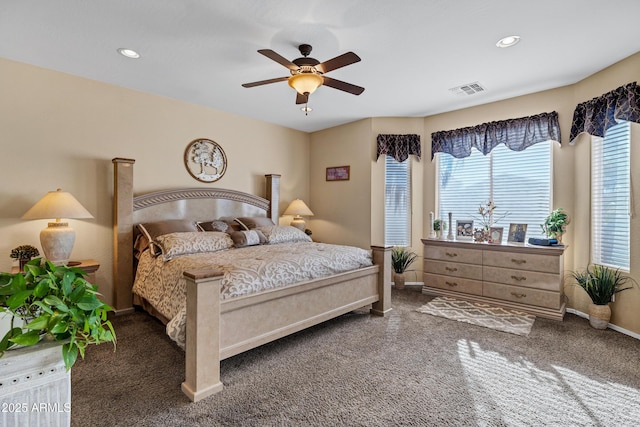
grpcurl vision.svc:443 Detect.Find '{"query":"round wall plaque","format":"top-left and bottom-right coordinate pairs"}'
top-left (184, 138), bottom-right (227, 183)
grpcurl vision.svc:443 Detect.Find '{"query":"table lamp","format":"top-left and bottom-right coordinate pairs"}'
top-left (21, 189), bottom-right (93, 265)
top-left (283, 199), bottom-right (314, 231)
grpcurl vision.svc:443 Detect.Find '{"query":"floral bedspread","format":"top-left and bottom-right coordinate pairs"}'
top-left (132, 242), bottom-right (373, 348)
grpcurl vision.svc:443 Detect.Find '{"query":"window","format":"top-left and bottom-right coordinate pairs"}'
top-left (437, 141), bottom-right (552, 241)
top-left (591, 122), bottom-right (630, 270)
top-left (385, 156), bottom-right (411, 246)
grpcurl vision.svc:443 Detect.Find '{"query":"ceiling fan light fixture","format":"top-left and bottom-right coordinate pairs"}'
top-left (288, 73), bottom-right (323, 95)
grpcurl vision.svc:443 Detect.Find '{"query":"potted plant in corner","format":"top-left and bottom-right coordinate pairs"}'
top-left (541, 208), bottom-right (570, 243)
top-left (0, 258), bottom-right (116, 369)
top-left (570, 264), bottom-right (635, 329)
top-left (391, 246), bottom-right (418, 290)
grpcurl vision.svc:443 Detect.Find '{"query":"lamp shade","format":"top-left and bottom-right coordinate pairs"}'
top-left (283, 199), bottom-right (314, 217)
top-left (288, 73), bottom-right (323, 95)
top-left (22, 189), bottom-right (93, 220)
top-left (22, 189), bottom-right (93, 265)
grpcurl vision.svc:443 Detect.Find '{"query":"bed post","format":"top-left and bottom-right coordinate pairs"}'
top-left (370, 246), bottom-right (392, 316)
top-left (181, 269), bottom-right (224, 402)
top-left (112, 158), bottom-right (136, 313)
top-left (265, 174), bottom-right (281, 224)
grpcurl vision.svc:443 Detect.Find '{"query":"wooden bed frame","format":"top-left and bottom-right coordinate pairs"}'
top-left (112, 158), bottom-right (392, 402)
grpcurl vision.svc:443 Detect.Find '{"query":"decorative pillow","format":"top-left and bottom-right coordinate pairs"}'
top-left (154, 231), bottom-right (234, 261)
top-left (229, 230), bottom-right (267, 248)
top-left (257, 225), bottom-right (313, 245)
top-left (198, 220), bottom-right (231, 233)
top-left (137, 220), bottom-right (199, 256)
top-left (234, 216), bottom-right (276, 230)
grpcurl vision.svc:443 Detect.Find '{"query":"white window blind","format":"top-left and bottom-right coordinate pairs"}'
top-left (437, 141), bottom-right (552, 243)
top-left (385, 156), bottom-right (411, 246)
top-left (591, 122), bottom-right (630, 270)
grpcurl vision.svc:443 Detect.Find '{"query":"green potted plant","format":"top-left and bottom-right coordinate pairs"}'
top-left (433, 219), bottom-right (446, 239)
top-left (10, 245), bottom-right (40, 270)
top-left (0, 258), bottom-right (116, 370)
top-left (570, 264), bottom-right (635, 329)
top-left (391, 246), bottom-right (418, 290)
top-left (541, 208), bottom-right (570, 243)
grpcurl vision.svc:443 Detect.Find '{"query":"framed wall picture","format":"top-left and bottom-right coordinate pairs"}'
top-left (326, 165), bottom-right (350, 181)
top-left (507, 223), bottom-right (528, 243)
top-left (456, 220), bottom-right (474, 240)
top-left (489, 227), bottom-right (503, 244)
top-left (184, 138), bottom-right (227, 183)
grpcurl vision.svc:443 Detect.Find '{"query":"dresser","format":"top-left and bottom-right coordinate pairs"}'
top-left (421, 239), bottom-right (565, 320)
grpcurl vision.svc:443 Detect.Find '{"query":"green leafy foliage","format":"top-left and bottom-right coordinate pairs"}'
top-left (391, 247), bottom-right (418, 274)
top-left (541, 208), bottom-right (570, 238)
top-left (0, 258), bottom-right (116, 370)
top-left (571, 264), bottom-right (635, 305)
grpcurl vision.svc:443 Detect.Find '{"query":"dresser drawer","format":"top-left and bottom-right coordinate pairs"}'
top-left (424, 273), bottom-right (483, 296)
top-left (483, 266), bottom-right (561, 292)
top-left (424, 245), bottom-right (482, 265)
top-left (483, 251), bottom-right (561, 273)
top-left (424, 259), bottom-right (482, 280)
top-left (483, 282), bottom-right (562, 309)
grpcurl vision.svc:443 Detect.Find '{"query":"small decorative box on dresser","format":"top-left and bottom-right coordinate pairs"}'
top-left (421, 239), bottom-right (566, 320)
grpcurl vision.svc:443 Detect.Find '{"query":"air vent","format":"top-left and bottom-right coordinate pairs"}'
top-left (449, 82), bottom-right (486, 96)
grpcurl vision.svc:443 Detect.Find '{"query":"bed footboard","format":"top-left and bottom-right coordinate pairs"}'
top-left (181, 246), bottom-right (391, 402)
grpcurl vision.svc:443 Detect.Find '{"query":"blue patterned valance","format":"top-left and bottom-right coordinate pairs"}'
top-left (376, 134), bottom-right (421, 162)
top-left (570, 82), bottom-right (640, 143)
top-left (431, 111), bottom-right (561, 160)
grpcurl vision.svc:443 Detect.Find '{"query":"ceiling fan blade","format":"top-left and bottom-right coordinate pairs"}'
top-left (296, 92), bottom-right (308, 105)
top-left (242, 76), bottom-right (289, 88)
top-left (322, 77), bottom-right (365, 95)
top-left (258, 49), bottom-right (298, 70)
top-left (316, 52), bottom-right (361, 74)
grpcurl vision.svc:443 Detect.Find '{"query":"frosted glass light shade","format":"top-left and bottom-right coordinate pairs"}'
top-left (288, 73), bottom-right (323, 95)
top-left (283, 199), bottom-right (314, 231)
top-left (22, 189), bottom-right (93, 265)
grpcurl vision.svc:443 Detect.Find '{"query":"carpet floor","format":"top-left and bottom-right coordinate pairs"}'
top-left (71, 287), bottom-right (640, 426)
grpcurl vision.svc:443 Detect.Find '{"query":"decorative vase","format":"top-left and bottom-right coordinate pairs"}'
top-left (588, 303), bottom-right (611, 329)
top-left (394, 273), bottom-right (406, 290)
top-left (19, 258), bottom-right (30, 270)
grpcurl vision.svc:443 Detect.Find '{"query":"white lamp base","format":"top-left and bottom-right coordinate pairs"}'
top-left (40, 222), bottom-right (75, 265)
top-left (290, 216), bottom-right (306, 231)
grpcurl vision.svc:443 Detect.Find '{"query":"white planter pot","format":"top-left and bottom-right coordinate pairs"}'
top-left (0, 340), bottom-right (71, 427)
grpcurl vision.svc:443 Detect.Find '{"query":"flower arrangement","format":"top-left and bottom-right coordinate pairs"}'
top-left (475, 200), bottom-right (508, 230)
top-left (10, 245), bottom-right (40, 260)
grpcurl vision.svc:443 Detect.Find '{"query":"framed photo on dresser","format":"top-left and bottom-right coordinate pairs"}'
top-left (507, 223), bottom-right (528, 243)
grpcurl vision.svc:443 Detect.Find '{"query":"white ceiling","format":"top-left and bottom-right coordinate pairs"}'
top-left (2, 0), bottom-right (640, 133)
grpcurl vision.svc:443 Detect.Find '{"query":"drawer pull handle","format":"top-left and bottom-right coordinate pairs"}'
top-left (511, 292), bottom-right (527, 298)
top-left (511, 275), bottom-right (527, 282)
top-left (445, 281), bottom-right (459, 287)
top-left (511, 258), bottom-right (527, 265)
top-left (445, 267), bottom-right (458, 272)
top-left (445, 252), bottom-right (458, 258)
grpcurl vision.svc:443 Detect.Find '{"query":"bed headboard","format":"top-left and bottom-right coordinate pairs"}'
top-left (112, 158), bottom-right (281, 312)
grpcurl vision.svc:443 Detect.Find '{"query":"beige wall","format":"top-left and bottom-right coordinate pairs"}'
top-left (309, 119), bottom-right (372, 249)
top-left (0, 58), bottom-right (309, 307)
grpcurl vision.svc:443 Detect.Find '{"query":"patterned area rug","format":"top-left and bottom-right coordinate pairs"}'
top-left (417, 296), bottom-right (535, 336)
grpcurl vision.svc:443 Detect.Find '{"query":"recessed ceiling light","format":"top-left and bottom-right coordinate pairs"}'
top-left (117, 48), bottom-right (141, 59)
top-left (496, 35), bottom-right (520, 48)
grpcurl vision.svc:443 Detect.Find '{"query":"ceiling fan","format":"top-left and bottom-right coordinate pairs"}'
top-left (242, 44), bottom-right (365, 107)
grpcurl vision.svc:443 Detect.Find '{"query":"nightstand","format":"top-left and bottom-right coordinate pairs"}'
top-left (12, 259), bottom-right (100, 284)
